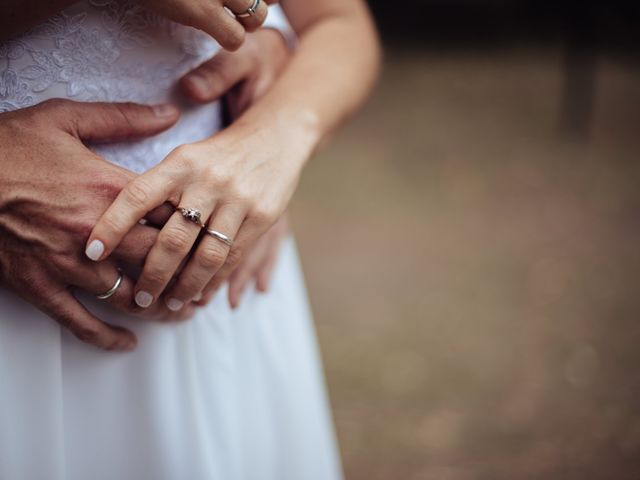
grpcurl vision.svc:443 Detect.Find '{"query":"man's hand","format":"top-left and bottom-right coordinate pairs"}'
top-left (180, 27), bottom-right (290, 115)
top-left (138, 0), bottom-right (278, 51)
top-left (1, 0), bottom-right (277, 47)
top-left (0, 99), bottom-right (193, 351)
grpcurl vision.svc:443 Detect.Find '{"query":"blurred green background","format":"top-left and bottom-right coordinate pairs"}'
top-left (290, 2), bottom-right (640, 479)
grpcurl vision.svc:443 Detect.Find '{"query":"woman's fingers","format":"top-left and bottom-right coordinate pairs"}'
top-left (85, 170), bottom-right (175, 263)
top-left (133, 197), bottom-right (214, 308)
top-left (163, 204), bottom-right (245, 310)
top-left (42, 286), bottom-right (137, 351)
top-left (225, 0), bottom-right (269, 32)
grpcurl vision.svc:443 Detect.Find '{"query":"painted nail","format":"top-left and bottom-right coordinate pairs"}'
top-left (85, 240), bottom-right (104, 261)
top-left (166, 298), bottom-right (184, 312)
top-left (152, 104), bottom-right (177, 117)
top-left (186, 74), bottom-right (210, 96)
top-left (192, 292), bottom-right (203, 302)
top-left (135, 291), bottom-right (154, 308)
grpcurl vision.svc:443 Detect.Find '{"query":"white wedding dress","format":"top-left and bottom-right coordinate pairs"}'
top-left (0, 2), bottom-right (342, 479)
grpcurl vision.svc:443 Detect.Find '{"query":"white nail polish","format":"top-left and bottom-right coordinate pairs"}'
top-left (167, 298), bottom-right (184, 311)
top-left (85, 240), bottom-right (105, 261)
top-left (135, 291), bottom-right (153, 308)
top-left (192, 292), bottom-right (203, 302)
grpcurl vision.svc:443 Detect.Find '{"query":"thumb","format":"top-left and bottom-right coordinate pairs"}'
top-left (180, 50), bottom-right (252, 103)
top-left (40, 99), bottom-right (180, 143)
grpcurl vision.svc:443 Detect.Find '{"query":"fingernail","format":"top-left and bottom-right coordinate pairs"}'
top-left (135, 291), bottom-right (153, 308)
top-left (192, 292), bottom-right (203, 302)
top-left (85, 240), bottom-right (104, 261)
top-left (186, 74), bottom-right (210, 96)
top-left (167, 298), bottom-right (184, 311)
top-left (152, 104), bottom-right (177, 117)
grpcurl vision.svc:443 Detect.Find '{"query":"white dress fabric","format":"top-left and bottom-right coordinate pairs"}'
top-left (0, 2), bottom-right (343, 479)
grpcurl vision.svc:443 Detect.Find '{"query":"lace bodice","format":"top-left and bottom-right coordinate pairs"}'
top-left (0, 1), bottom-right (288, 172)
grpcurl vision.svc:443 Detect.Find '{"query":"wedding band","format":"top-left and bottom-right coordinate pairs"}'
top-left (206, 229), bottom-right (234, 247)
top-left (95, 271), bottom-right (124, 300)
top-left (178, 207), bottom-right (205, 228)
top-left (236, 0), bottom-right (260, 18)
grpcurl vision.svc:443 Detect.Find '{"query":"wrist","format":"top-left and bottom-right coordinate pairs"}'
top-left (225, 104), bottom-right (321, 169)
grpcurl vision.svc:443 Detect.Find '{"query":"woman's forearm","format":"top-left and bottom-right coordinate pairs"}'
top-left (0, 0), bottom-right (77, 40)
top-left (231, 0), bottom-right (381, 162)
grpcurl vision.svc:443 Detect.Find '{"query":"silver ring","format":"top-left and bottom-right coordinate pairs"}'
top-left (95, 271), bottom-right (124, 300)
top-left (236, 0), bottom-right (260, 18)
top-left (178, 207), bottom-right (205, 228)
top-left (206, 229), bottom-right (234, 247)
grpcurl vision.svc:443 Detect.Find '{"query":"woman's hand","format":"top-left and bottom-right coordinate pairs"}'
top-left (85, 115), bottom-right (310, 311)
top-left (0, 99), bottom-right (196, 351)
top-left (138, 0), bottom-right (278, 50)
top-left (178, 28), bottom-right (292, 308)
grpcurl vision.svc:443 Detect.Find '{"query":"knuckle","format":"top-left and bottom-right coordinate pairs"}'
top-left (171, 145), bottom-right (197, 170)
top-left (198, 244), bottom-right (227, 270)
top-left (50, 253), bottom-right (76, 274)
top-left (200, 61), bottom-right (229, 90)
top-left (74, 324), bottom-right (101, 345)
top-left (101, 213), bottom-right (125, 235)
top-left (228, 182), bottom-right (254, 205)
top-left (159, 225), bottom-right (193, 254)
top-left (91, 175), bottom-right (127, 202)
top-left (54, 314), bottom-right (73, 331)
top-left (142, 265), bottom-right (170, 287)
top-left (250, 205), bottom-right (277, 226)
top-left (225, 247), bottom-right (243, 267)
top-left (40, 98), bottom-right (69, 111)
top-left (176, 275), bottom-right (206, 296)
top-left (123, 179), bottom-right (152, 209)
top-left (249, 9), bottom-right (268, 31)
top-left (67, 217), bottom-right (94, 238)
top-left (222, 29), bottom-right (245, 51)
top-left (205, 166), bottom-right (233, 188)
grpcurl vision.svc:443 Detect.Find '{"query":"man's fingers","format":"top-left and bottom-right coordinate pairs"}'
top-left (227, 262), bottom-right (256, 309)
top-left (145, 203), bottom-right (176, 227)
top-left (113, 224), bottom-right (159, 270)
top-left (225, 0), bottom-right (269, 32)
top-left (202, 9), bottom-right (246, 51)
top-left (71, 262), bottom-right (193, 322)
top-left (43, 288), bottom-right (137, 351)
top-left (180, 49), bottom-right (251, 103)
top-left (255, 245), bottom-right (279, 292)
top-left (38, 99), bottom-right (180, 143)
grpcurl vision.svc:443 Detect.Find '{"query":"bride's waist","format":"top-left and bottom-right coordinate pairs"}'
top-left (92, 101), bottom-right (223, 174)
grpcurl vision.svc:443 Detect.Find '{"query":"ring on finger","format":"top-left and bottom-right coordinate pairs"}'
top-left (96, 270), bottom-right (124, 300)
top-left (235, 0), bottom-right (261, 18)
top-left (206, 229), bottom-right (234, 247)
top-left (178, 207), bottom-right (206, 229)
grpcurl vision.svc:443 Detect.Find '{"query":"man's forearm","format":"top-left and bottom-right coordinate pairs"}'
top-left (1, 0), bottom-right (76, 40)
